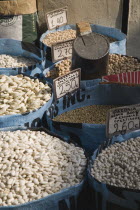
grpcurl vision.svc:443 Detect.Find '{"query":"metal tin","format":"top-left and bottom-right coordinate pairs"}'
top-left (72, 32), bottom-right (110, 80)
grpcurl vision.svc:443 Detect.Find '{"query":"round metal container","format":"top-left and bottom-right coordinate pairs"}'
top-left (72, 32), bottom-right (110, 80)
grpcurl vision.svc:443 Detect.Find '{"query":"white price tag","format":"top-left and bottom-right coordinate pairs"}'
top-left (52, 39), bottom-right (74, 62)
top-left (106, 104), bottom-right (140, 138)
top-left (53, 69), bottom-right (81, 100)
top-left (46, 7), bottom-right (67, 30)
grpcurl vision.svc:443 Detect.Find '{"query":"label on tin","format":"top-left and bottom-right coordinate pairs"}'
top-left (46, 7), bottom-right (67, 30)
top-left (106, 104), bottom-right (140, 138)
top-left (52, 39), bottom-right (74, 62)
top-left (53, 68), bottom-right (81, 100)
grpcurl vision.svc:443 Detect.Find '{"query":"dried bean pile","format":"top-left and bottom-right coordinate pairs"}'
top-left (0, 75), bottom-right (51, 115)
top-left (0, 130), bottom-right (86, 206)
top-left (53, 105), bottom-right (121, 124)
top-left (46, 59), bottom-right (71, 79)
top-left (92, 137), bottom-right (140, 190)
top-left (108, 54), bottom-right (140, 75)
top-left (0, 55), bottom-right (38, 68)
top-left (42, 29), bottom-right (76, 46)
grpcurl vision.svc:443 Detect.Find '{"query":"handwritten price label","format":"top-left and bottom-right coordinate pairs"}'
top-left (106, 104), bottom-right (140, 138)
top-left (46, 7), bottom-right (67, 30)
top-left (53, 68), bottom-right (81, 100)
top-left (52, 39), bottom-right (74, 62)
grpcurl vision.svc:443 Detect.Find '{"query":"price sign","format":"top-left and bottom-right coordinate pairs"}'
top-left (52, 39), bottom-right (74, 62)
top-left (106, 104), bottom-right (140, 138)
top-left (53, 68), bottom-right (81, 100)
top-left (46, 7), bottom-right (68, 30)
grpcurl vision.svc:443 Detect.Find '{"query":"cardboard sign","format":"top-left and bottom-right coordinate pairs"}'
top-left (53, 68), bottom-right (81, 100)
top-left (76, 22), bottom-right (92, 36)
top-left (106, 104), bottom-right (140, 138)
top-left (46, 7), bottom-right (68, 30)
top-left (52, 39), bottom-right (74, 62)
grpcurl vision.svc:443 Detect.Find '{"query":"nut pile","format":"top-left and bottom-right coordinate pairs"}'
top-left (46, 59), bottom-right (71, 79)
top-left (0, 130), bottom-right (86, 206)
top-left (108, 54), bottom-right (140, 75)
top-left (0, 75), bottom-right (51, 115)
top-left (92, 137), bottom-right (140, 190)
top-left (0, 55), bottom-right (38, 68)
top-left (42, 29), bottom-right (76, 46)
top-left (53, 105), bottom-right (121, 124)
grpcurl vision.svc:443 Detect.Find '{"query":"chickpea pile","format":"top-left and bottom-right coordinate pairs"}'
top-left (42, 29), bottom-right (76, 47)
top-left (46, 59), bottom-right (71, 79)
top-left (108, 54), bottom-right (140, 75)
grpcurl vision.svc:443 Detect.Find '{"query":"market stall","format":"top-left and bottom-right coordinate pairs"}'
top-left (0, 1), bottom-right (140, 210)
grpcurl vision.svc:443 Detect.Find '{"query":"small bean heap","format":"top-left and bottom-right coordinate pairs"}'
top-left (0, 75), bottom-right (51, 115)
top-left (108, 54), bottom-right (140, 75)
top-left (53, 105), bottom-right (121, 124)
top-left (0, 130), bottom-right (86, 206)
top-left (42, 29), bottom-right (76, 46)
top-left (46, 59), bottom-right (71, 79)
top-left (0, 54), bottom-right (38, 68)
top-left (92, 137), bottom-right (140, 190)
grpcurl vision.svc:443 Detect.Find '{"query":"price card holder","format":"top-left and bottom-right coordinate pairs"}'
top-left (106, 104), bottom-right (140, 138)
top-left (53, 68), bottom-right (81, 101)
top-left (46, 7), bottom-right (68, 30)
top-left (52, 39), bottom-right (74, 62)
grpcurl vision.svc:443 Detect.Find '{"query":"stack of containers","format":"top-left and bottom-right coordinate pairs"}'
top-left (40, 24), bottom-right (126, 58)
top-left (40, 24), bottom-right (126, 83)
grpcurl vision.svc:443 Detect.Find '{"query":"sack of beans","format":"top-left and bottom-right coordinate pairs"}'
top-left (0, 0), bottom-right (38, 43)
top-left (0, 38), bottom-right (53, 78)
top-left (44, 54), bottom-right (140, 84)
top-left (42, 82), bottom-right (140, 155)
top-left (102, 54), bottom-right (140, 85)
top-left (40, 24), bottom-right (126, 61)
top-left (0, 126), bottom-right (87, 209)
top-left (43, 58), bottom-right (72, 84)
top-left (0, 73), bottom-right (53, 128)
top-left (88, 130), bottom-right (140, 210)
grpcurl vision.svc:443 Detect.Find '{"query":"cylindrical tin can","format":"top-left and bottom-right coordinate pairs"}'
top-left (72, 32), bottom-right (110, 80)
